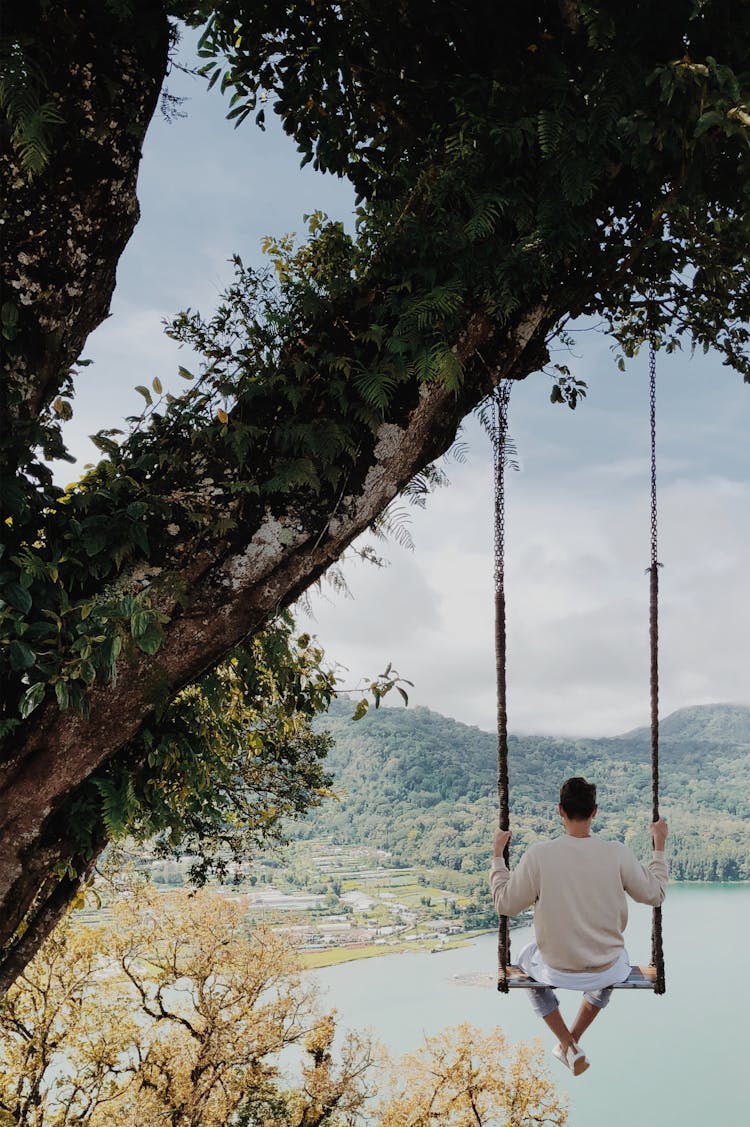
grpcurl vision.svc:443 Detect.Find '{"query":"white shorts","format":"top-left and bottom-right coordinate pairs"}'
top-left (516, 941), bottom-right (632, 991)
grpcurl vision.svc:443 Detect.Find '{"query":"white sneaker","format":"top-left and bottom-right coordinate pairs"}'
top-left (552, 1042), bottom-right (590, 1076)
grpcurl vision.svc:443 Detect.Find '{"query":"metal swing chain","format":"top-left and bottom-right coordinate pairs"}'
top-left (492, 381), bottom-right (512, 992)
top-left (648, 315), bottom-right (666, 995)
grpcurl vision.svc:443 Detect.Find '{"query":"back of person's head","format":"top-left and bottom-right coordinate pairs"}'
top-left (559, 776), bottom-right (597, 820)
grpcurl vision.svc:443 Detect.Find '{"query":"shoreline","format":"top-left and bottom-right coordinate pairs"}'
top-left (300, 881), bottom-right (750, 969)
top-left (300, 929), bottom-right (494, 969)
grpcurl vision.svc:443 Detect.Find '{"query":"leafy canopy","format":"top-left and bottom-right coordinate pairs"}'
top-left (4, 2), bottom-right (750, 744)
top-left (63, 614), bottom-right (338, 884)
top-left (190, 0), bottom-right (750, 370)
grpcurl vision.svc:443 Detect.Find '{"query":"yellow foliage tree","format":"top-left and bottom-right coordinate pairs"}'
top-left (0, 885), bottom-right (564, 1127)
top-left (0, 918), bottom-right (140, 1123)
top-left (374, 1023), bottom-right (567, 1127)
top-left (0, 883), bottom-right (372, 1127)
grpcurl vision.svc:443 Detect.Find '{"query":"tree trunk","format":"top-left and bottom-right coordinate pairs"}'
top-left (1, 1), bottom-right (169, 990)
top-left (2, 2), bottom-right (170, 435)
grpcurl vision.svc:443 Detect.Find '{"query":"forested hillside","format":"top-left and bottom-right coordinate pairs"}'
top-left (300, 702), bottom-right (750, 882)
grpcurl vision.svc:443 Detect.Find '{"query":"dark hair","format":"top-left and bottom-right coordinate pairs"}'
top-left (559, 777), bottom-right (597, 820)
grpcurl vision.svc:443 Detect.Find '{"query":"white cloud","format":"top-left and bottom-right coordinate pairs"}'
top-left (308, 397), bottom-right (750, 739)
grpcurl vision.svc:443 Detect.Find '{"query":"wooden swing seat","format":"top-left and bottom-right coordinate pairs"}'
top-left (503, 964), bottom-right (657, 990)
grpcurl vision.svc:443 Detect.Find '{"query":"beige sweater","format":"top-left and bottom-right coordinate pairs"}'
top-left (489, 835), bottom-right (668, 973)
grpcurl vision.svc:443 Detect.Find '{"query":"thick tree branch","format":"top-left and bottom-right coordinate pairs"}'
top-left (0, 304), bottom-right (551, 970)
top-left (0, 844), bottom-right (102, 999)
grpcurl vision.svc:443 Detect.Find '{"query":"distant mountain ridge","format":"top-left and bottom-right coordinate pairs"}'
top-left (620, 702), bottom-right (750, 749)
top-left (302, 701), bottom-right (750, 881)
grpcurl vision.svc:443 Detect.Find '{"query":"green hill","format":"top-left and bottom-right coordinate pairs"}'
top-left (299, 701), bottom-right (750, 882)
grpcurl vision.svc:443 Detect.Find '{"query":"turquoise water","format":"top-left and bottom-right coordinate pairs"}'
top-left (314, 885), bottom-right (749, 1125)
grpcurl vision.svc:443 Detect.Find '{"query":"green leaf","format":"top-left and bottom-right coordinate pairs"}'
top-left (134, 385), bottom-right (153, 406)
top-left (19, 682), bottom-right (45, 718)
top-left (130, 610), bottom-right (152, 638)
top-left (152, 377), bottom-right (163, 394)
top-left (352, 698), bottom-right (369, 721)
top-left (0, 478), bottom-right (26, 519)
top-left (82, 530), bottom-right (108, 557)
top-left (130, 522), bottom-right (149, 554)
top-left (99, 635), bottom-right (122, 670)
top-left (9, 640), bottom-right (36, 671)
top-left (694, 110), bottom-right (724, 138)
top-left (53, 397), bottom-right (73, 420)
top-left (79, 660), bottom-right (96, 685)
top-left (90, 434), bottom-right (120, 456)
top-left (135, 622), bottom-right (164, 655)
top-left (1, 302), bottom-right (19, 330)
top-left (3, 583), bottom-right (32, 614)
top-left (55, 680), bottom-right (70, 711)
top-left (1, 302), bottom-right (19, 341)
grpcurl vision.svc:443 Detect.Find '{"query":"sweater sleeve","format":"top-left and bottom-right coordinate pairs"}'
top-left (619, 846), bottom-right (668, 906)
top-left (489, 849), bottom-right (539, 916)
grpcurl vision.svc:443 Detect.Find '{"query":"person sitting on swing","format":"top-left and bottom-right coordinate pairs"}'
top-left (490, 776), bottom-right (668, 1077)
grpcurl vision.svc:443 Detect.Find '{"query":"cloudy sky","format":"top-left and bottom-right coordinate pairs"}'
top-left (58, 35), bottom-right (750, 739)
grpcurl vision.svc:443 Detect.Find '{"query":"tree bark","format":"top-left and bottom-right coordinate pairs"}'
top-left (1, 2), bottom-right (169, 426)
top-left (1, 1), bottom-right (170, 989)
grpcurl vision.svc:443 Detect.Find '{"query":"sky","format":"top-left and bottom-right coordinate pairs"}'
top-left (57, 34), bottom-right (750, 739)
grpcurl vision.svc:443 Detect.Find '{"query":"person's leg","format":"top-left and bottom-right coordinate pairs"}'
top-left (542, 1006), bottom-right (579, 1055)
top-left (570, 988), bottom-right (613, 1043)
top-left (527, 988), bottom-right (578, 1054)
top-left (570, 1000), bottom-right (601, 1043)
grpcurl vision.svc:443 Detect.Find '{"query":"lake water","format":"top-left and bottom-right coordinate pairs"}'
top-left (314, 885), bottom-right (749, 1125)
